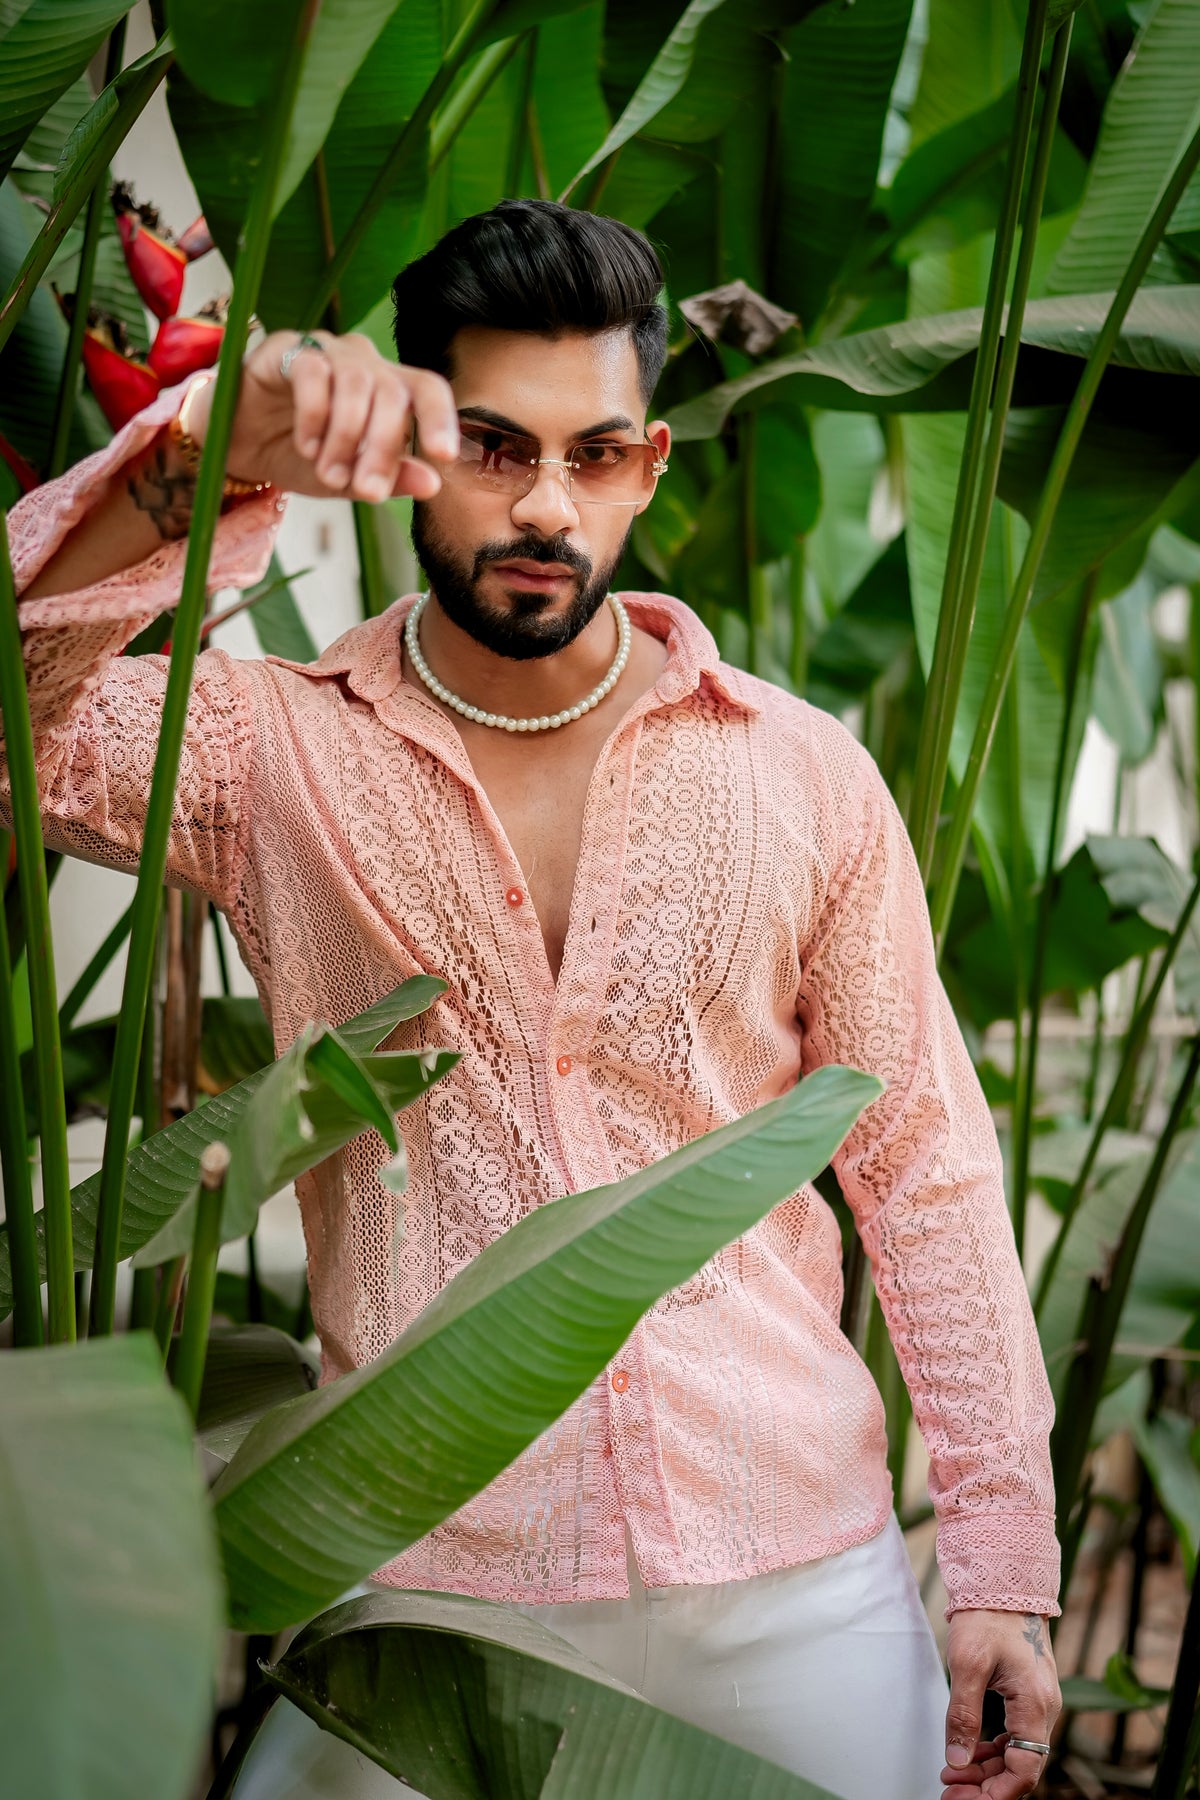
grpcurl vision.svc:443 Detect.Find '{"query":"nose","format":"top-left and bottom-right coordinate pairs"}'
top-left (509, 459), bottom-right (580, 537)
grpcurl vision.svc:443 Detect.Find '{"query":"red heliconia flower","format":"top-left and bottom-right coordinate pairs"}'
top-left (0, 429), bottom-right (40, 494)
top-left (111, 181), bottom-right (186, 321)
top-left (176, 215), bottom-right (214, 262)
top-left (148, 301), bottom-right (225, 385)
top-left (81, 325), bottom-right (161, 430)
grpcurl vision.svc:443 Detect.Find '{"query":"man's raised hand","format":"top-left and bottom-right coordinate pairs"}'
top-left (185, 329), bottom-right (460, 503)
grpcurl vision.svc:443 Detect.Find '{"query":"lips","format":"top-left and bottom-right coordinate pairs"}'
top-left (491, 559), bottom-right (575, 586)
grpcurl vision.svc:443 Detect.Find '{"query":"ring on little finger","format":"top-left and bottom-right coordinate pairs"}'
top-left (280, 332), bottom-right (326, 378)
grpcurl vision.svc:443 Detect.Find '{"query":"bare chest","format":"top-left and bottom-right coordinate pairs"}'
top-left (466, 730), bottom-right (604, 981)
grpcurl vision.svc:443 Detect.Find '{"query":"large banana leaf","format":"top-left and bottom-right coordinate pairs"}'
top-left (190, 1323), bottom-right (320, 1469)
top-left (212, 1065), bottom-right (880, 1630)
top-left (0, 0), bottom-right (133, 185)
top-left (262, 1589), bottom-right (845, 1799)
top-left (1047, 0), bottom-right (1200, 296)
top-left (906, 0), bottom-right (1021, 150)
top-left (770, 0), bottom-right (913, 329)
top-left (0, 1334), bottom-right (223, 1800)
top-left (1132, 1411), bottom-right (1200, 1581)
top-left (663, 286), bottom-right (1200, 438)
top-left (1086, 833), bottom-right (1200, 1015)
top-left (0, 975), bottom-right (448, 1319)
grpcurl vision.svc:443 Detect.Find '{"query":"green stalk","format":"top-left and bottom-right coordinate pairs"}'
top-left (58, 900), bottom-right (133, 1033)
top-left (1034, 865), bottom-right (1200, 1315)
top-left (0, 39), bottom-right (171, 360)
top-left (1151, 1563), bottom-right (1200, 1800)
top-left (743, 414), bottom-right (771, 677)
top-left (929, 114), bottom-right (1200, 948)
top-left (906, 0), bottom-right (1050, 881)
top-left (46, 20), bottom-right (128, 480)
top-left (505, 32), bottom-right (538, 196)
top-left (428, 36), bottom-right (523, 175)
top-left (88, 12), bottom-right (317, 1338)
top-left (925, 16), bottom-right (1073, 918)
top-left (351, 500), bottom-right (389, 620)
top-left (1010, 568), bottom-right (1096, 1253)
top-left (0, 515), bottom-right (73, 1342)
top-left (1052, 1032), bottom-right (1200, 1565)
top-left (152, 1253), bottom-right (186, 1356)
top-left (298, 0), bottom-right (503, 329)
top-left (788, 543), bottom-right (807, 694)
top-left (0, 831), bottom-right (42, 1345)
top-left (173, 1142), bottom-right (229, 1420)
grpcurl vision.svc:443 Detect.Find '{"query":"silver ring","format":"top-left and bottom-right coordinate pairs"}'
top-left (280, 332), bottom-right (326, 378)
top-left (1006, 1738), bottom-right (1051, 1757)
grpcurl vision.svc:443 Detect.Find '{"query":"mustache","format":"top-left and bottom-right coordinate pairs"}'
top-left (472, 535), bottom-right (592, 580)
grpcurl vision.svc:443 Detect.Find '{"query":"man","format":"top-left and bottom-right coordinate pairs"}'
top-left (13, 201), bottom-right (1060, 1798)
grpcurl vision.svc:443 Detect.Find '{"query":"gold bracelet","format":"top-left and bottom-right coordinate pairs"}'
top-left (168, 373), bottom-right (273, 499)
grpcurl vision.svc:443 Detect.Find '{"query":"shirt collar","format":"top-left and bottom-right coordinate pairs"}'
top-left (264, 591), bottom-right (761, 718)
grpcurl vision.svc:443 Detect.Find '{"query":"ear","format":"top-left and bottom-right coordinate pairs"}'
top-left (635, 418), bottom-right (671, 516)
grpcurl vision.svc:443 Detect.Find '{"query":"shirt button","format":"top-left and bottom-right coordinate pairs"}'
top-left (505, 887), bottom-right (524, 906)
top-left (556, 1054), bottom-right (573, 1076)
top-left (611, 1369), bottom-right (630, 1393)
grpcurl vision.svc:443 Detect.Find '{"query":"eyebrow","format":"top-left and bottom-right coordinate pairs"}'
top-left (457, 405), bottom-right (638, 440)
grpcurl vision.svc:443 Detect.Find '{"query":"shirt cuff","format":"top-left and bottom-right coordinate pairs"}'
top-left (11, 379), bottom-right (284, 621)
top-left (938, 1511), bottom-right (1062, 1620)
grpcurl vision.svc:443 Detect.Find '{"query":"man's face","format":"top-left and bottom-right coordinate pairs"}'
top-left (411, 326), bottom-right (670, 662)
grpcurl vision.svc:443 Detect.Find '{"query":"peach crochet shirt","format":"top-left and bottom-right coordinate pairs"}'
top-left (7, 389), bottom-right (1059, 1617)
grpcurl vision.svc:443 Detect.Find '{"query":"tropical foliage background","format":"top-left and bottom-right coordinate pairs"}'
top-left (1, 0), bottom-right (1200, 1795)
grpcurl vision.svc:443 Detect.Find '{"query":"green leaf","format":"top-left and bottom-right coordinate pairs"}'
top-left (1091, 570), bottom-right (1166, 765)
top-left (52, 33), bottom-right (174, 210)
top-left (1059, 1652), bottom-right (1172, 1715)
top-left (268, 1589), bottom-right (846, 1798)
top-left (213, 1065), bottom-right (881, 1631)
top-left (1037, 1131), bottom-right (1200, 1405)
top-left (0, 1334), bottom-right (223, 1800)
top-left (560, 0), bottom-right (730, 197)
top-left (168, 0), bottom-right (440, 329)
top-left (770, 0), bottom-right (913, 328)
top-left (663, 287), bottom-right (1200, 440)
top-left (0, 976), bottom-right (448, 1320)
top-left (198, 994), bottom-right (276, 1092)
top-left (133, 1023), bottom-right (444, 1265)
top-left (906, 0), bottom-right (1021, 149)
top-left (1087, 833), bottom-right (1200, 1015)
top-left (190, 1323), bottom-right (320, 1468)
top-left (1133, 1410), bottom-right (1200, 1580)
top-left (0, 0), bottom-right (133, 185)
top-left (1047, 0), bottom-right (1200, 296)
top-left (753, 405), bottom-right (821, 561)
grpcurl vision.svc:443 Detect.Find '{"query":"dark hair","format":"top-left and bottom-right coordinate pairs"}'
top-left (390, 200), bottom-right (669, 403)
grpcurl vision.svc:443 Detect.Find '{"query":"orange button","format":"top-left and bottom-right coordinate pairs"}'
top-left (505, 887), bottom-right (524, 906)
top-left (556, 1054), bottom-right (573, 1076)
top-left (611, 1369), bottom-right (630, 1394)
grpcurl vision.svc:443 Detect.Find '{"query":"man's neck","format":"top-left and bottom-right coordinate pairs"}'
top-left (414, 590), bottom-right (622, 719)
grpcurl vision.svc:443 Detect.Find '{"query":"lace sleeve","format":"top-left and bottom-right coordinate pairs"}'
top-left (796, 732), bottom-right (1061, 1620)
top-left (2, 386), bottom-right (282, 909)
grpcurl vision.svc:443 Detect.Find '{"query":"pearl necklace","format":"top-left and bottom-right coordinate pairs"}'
top-left (404, 589), bottom-right (632, 732)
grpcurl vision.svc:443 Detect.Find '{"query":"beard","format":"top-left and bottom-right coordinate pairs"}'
top-left (410, 504), bottom-right (632, 662)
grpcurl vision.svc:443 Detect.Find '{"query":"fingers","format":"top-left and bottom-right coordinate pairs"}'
top-left (945, 1644), bottom-right (989, 1774)
top-left (280, 332), bottom-right (458, 502)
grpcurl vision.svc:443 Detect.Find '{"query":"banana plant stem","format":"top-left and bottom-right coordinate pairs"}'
top-left (46, 19), bottom-right (128, 480)
top-left (352, 500), bottom-right (389, 620)
top-left (0, 39), bottom-right (170, 361)
top-left (929, 114), bottom-right (1200, 949)
top-left (0, 831), bottom-right (42, 1345)
top-left (298, 0), bottom-right (503, 329)
top-left (1034, 865), bottom-right (1200, 1316)
top-left (173, 1143), bottom-right (229, 1421)
top-left (88, 10), bottom-right (317, 1337)
top-left (789, 542), bottom-right (807, 694)
top-left (1051, 1031), bottom-right (1200, 1549)
top-left (1152, 1557), bottom-right (1200, 1799)
top-left (428, 35), bottom-right (523, 175)
top-left (1010, 567), bottom-right (1097, 1255)
top-left (0, 514), bottom-right (73, 1341)
top-left (906, 0), bottom-right (1049, 881)
top-left (927, 18), bottom-right (1073, 929)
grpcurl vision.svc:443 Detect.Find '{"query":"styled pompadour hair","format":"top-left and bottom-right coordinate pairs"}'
top-left (390, 199), bottom-right (669, 402)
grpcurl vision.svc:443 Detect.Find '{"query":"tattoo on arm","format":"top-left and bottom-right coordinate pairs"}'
top-left (1022, 1614), bottom-right (1046, 1658)
top-left (127, 446), bottom-right (197, 542)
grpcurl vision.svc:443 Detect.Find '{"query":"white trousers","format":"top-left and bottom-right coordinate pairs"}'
top-left (234, 1514), bottom-right (949, 1800)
